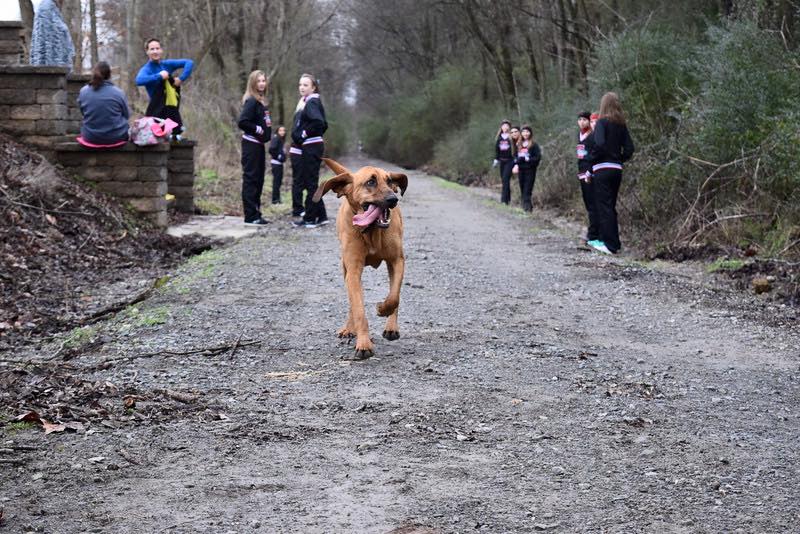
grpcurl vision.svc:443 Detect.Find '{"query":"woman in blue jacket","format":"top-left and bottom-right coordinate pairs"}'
top-left (77, 62), bottom-right (130, 146)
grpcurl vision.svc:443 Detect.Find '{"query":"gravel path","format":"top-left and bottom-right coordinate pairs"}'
top-left (2, 157), bottom-right (799, 533)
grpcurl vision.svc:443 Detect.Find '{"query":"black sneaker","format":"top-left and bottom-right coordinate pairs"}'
top-left (244, 217), bottom-right (270, 226)
top-left (316, 219), bottom-right (331, 226)
top-left (303, 221), bottom-right (318, 229)
top-left (290, 220), bottom-right (306, 227)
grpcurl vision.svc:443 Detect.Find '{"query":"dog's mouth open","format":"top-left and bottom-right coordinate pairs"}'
top-left (352, 203), bottom-right (391, 229)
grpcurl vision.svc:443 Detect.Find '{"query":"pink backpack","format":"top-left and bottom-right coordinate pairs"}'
top-left (130, 117), bottom-right (178, 146)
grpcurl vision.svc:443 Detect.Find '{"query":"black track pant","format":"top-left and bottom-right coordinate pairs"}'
top-left (579, 178), bottom-right (600, 241)
top-left (300, 143), bottom-right (327, 223)
top-left (499, 159), bottom-right (514, 204)
top-left (518, 166), bottom-right (537, 212)
top-left (290, 152), bottom-right (304, 216)
top-left (241, 140), bottom-right (265, 222)
top-left (592, 168), bottom-right (623, 252)
top-left (271, 163), bottom-right (283, 204)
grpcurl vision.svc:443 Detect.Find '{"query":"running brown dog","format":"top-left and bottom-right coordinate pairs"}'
top-left (312, 158), bottom-right (408, 360)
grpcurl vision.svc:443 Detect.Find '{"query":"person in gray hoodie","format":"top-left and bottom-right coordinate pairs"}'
top-left (29, 0), bottom-right (74, 69)
top-left (77, 62), bottom-right (130, 145)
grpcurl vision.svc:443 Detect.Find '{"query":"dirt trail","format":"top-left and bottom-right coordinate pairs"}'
top-left (2, 157), bottom-right (799, 533)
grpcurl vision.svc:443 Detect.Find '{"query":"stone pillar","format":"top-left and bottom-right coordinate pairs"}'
top-left (167, 140), bottom-right (196, 213)
top-left (0, 22), bottom-right (24, 65)
top-left (66, 73), bottom-right (90, 137)
top-left (0, 65), bottom-right (69, 157)
top-left (55, 142), bottom-right (171, 228)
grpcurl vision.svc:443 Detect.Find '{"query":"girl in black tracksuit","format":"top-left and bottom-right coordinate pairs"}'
top-left (291, 73), bottom-right (328, 226)
top-left (590, 92), bottom-right (635, 253)
top-left (577, 112), bottom-right (599, 242)
top-left (513, 126), bottom-right (541, 212)
top-left (268, 125), bottom-right (287, 204)
top-left (493, 120), bottom-right (515, 204)
top-left (238, 70), bottom-right (272, 224)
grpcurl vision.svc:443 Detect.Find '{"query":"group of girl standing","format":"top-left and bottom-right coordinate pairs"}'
top-left (238, 71), bottom-right (329, 228)
top-left (493, 123), bottom-right (542, 212)
top-left (492, 91), bottom-right (634, 254)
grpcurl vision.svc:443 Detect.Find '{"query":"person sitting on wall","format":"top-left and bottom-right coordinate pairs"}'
top-left (29, 0), bottom-right (74, 70)
top-left (77, 61), bottom-right (130, 147)
top-left (135, 38), bottom-right (193, 137)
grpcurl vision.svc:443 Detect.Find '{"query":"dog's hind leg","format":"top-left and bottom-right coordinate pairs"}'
top-left (378, 256), bottom-right (404, 341)
top-left (337, 261), bottom-right (355, 339)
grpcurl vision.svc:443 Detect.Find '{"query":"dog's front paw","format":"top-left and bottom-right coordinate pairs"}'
top-left (382, 329), bottom-right (400, 341)
top-left (351, 337), bottom-right (374, 360)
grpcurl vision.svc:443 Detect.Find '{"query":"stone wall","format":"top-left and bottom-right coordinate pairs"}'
top-left (167, 140), bottom-right (196, 213)
top-left (55, 142), bottom-right (171, 228)
top-left (0, 21), bottom-right (23, 65)
top-left (0, 66), bottom-right (71, 157)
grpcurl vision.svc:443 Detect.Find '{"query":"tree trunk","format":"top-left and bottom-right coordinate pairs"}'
top-left (61, 0), bottom-right (83, 72)
top-left (89, 0), bottom-right (98, 65)
top-left (125, 0), bottom-right (143, 98)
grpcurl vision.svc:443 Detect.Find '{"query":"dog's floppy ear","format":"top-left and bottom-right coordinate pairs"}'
top-left (322, 158), bottom-right (350, 175)
top-left (313, 172), bottom-right (352, 201)
top-left (389, 172), bottom-right (408, 196)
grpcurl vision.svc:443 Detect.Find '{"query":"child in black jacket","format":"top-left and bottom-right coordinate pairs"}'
top-left (588, 92), bottom-right (635, 254)
top-left (513, 125), bottom-right (542, 212)
top-left (493, 120), bottom-right (515, 204)
top-left (576, 111), bottom-right (599, 242)
top-left (268, 126), bottom-right (287, 204)
top-left (237, 70), bottom-right (272, 225)
top-left (291, 73), bottom-right (328, 228)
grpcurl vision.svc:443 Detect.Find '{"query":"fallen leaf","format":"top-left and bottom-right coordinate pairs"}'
top-left (15, 410), bottom-right (42, 424)
top-left (42, 421), bottom-right (66, 434)
top-left (45, 213), bottom-right (57, 225)
top-left (511, 398), bottom-right (524, 406)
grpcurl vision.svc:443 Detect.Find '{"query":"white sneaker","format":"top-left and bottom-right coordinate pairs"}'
top-left (589, 240), bottom-right (612, 255)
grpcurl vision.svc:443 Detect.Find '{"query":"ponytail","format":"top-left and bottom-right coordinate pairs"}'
top-left (90, 61), bottom-right (111, 90)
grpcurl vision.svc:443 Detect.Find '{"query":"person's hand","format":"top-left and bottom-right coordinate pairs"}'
top-left (512, 165), bottom-right (519, 174)
top-left (492, 159), bottom-right (498, 168)
top-left (159, 70), bottom-right (169, 80)
top-left (172, 77), bottom-right (182, 87)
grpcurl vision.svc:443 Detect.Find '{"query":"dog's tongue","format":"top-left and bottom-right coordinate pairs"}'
top-left (352, 205), bottom-right (381, 227)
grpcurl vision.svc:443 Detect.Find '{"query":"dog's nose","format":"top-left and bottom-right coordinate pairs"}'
top-left (385, 194), bottom-right (398, 208)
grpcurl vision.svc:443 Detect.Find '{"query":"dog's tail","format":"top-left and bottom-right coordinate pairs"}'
top-left (322, 158), bottom-right (349, 175)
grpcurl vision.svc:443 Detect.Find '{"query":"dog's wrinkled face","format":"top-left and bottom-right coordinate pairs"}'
top-left (314, 160), bottom-right (408, 230)
top-left (349, 167), bottom-right (403, 229)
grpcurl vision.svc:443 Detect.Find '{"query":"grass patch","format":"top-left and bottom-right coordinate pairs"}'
top-left (195, 198), bottom-right (225, 215)
top-left (168, 249), bottom-right (225, 294)
top-left (434, 177), bottom-right (467, 191)
top-left (196, 168), bottom-right (223, 190)
top-left (707, 257), bottom-right (745, 273)
top-left (125, 305), bottom-right (171, 327)
top-left (4, 421), bottom-right (36, 434)
top-left (62, 324), bottom-right (101, 350)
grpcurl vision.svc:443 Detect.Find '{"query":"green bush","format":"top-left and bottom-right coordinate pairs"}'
top-left (360, 66), bottom-right (481, 168)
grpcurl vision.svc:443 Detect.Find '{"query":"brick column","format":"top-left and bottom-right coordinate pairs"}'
top-left (0, 21), bottom-right (24, 65)
top-left (167, 140), bottom-right (196, 213)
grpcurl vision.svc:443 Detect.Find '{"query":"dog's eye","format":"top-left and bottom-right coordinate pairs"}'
top-left (366, 178), bottom-right (377, 187)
